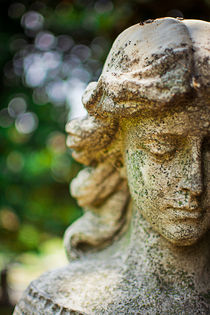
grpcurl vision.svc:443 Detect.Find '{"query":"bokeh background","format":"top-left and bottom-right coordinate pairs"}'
top-left (0, 0), bottom-right (209, 313)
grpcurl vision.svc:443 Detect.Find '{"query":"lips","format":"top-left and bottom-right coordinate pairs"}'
top-left (167, 207), bottom-right (203, 220)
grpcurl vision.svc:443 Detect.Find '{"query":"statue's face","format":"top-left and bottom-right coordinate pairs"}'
top-left (124, 105), bottom-right (210, 246)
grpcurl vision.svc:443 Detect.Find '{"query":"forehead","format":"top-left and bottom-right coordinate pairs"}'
top-left (123, 105), bottom-right (210, 138)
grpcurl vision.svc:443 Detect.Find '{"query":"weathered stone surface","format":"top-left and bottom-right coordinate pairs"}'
top-left (14, 17), bottom-right (210, 314)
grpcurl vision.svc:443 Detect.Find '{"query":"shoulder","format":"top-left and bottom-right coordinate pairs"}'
top-left (14, 254), bottom-right (124, 314)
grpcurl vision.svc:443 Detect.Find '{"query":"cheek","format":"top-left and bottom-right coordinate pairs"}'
top-left (126, 150), bottom-right (161, 203)
top-left (142, 163), bottom-right (170, 205)
top-left (126, 150), bottom-right (147, 199)
top-left (126, 150), bottom-right (178, 205)
top-left (146, 162), bottom-right (171, 191)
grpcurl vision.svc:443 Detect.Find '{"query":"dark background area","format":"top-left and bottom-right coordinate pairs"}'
top-left (0, 0), bottom-right (209, 313)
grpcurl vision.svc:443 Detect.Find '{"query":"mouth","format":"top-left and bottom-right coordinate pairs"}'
top-left (167, 207), bottom-right (203, 220)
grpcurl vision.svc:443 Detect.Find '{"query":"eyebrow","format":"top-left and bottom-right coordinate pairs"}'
top-left (140, 133), bottom-right (185, 140)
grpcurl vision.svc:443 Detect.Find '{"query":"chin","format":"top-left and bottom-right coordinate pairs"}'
top-left (160, 224), bottom-right (206, 247)
top-left (167, 236), bottom-right (200, 247)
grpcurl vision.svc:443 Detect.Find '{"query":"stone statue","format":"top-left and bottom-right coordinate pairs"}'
top-left (14, 17), bottom-right (210, 314)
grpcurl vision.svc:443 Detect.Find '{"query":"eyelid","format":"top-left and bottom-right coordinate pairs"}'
top-left (140, 139), bottom-right (176, 155)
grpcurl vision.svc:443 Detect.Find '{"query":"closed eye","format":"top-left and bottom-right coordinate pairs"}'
top-left (139, 137), bottom-right (178, 159)
top-left (145, 143), bottom-right (175, 158)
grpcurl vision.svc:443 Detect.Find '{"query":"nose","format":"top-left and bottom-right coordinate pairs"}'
top-left (179, 139), bottom-right (203, 197)
top-left (179, 172), bottom-right (203, 197)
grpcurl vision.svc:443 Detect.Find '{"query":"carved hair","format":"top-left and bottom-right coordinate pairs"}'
top-left (64, 17), bottom-right (210, 260)
top-left (64, 115), bottom-right (130, 260)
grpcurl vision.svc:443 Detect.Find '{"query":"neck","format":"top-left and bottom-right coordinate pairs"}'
top-left (124, 203), bottom-right (210, 292)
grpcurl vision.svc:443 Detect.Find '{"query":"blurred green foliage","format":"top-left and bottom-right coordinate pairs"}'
top-left (0, 0), bottom-right (209, 298)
